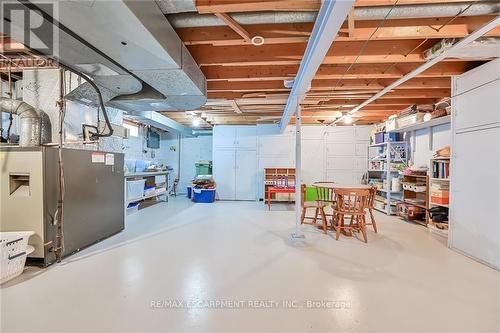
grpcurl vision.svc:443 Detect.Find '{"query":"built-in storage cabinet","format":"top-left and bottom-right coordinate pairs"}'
top-left (213, 125), bottom-right (257, 149)
top-left (449, 58), bottom-right (500, 270)
top-left (213, 125), bottom-right (258, 201)
top-left (213, 148), bottom-right (257, 201)
top-left (214, 124), bottom-right (372, 201)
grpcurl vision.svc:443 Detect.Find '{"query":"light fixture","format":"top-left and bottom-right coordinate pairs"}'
top-left (344, 114), bottom-right (353, 124)
top-left (192, 117), bottom-right (201, 127)
top-left (251, 36), bottom-right (265, 46)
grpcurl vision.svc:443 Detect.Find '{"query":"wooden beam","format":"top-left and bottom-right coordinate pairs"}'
top-left (176, 17), bottom-right (500, 46)
top-left (202, 62), bottom-right (479, 81)
top-left (208, 88), bottom-right (450, 99)
top-left (348, 8), bottom-right (355, 38)
top-left (188, 39), bottom-right (446, 66)
top-left (214, 13), bottom-right (252, 43)
top-left (230, 100), bottom-right (243, 113)
top-left (207, 77), bottom-right (451, 92)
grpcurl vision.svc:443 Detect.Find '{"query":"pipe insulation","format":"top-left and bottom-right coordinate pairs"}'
top-left (167, 3), bottom-right (500, 28)
top-left (0, 98), bottom-right (51, 146)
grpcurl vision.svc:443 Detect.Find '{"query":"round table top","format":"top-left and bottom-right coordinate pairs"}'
top-left (312, 182), bottom-right (372, 190)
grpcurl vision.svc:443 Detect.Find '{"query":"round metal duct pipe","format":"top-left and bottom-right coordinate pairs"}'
top-left (0, 98), bottom-right (51, 146)
top-left (168, 3), bottom-right (500, 28)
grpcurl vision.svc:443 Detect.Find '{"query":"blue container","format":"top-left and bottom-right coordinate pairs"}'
top-left (374, 132), bottom-right (385, 144)
top-left (385, 132), bottom-right (401, 142)
top-left (193, 188), bottom-right (216, 203)
top-left (187, 186), bottom-right (192, 199)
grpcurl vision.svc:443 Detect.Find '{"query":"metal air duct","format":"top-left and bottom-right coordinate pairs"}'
top-left (0, 98), bottom-right (51, 146)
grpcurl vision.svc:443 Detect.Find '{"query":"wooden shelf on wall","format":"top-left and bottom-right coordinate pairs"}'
top-left (402, 174), bottom-right (429, 225)
top-left (263, 168), bottom-right (295, 203)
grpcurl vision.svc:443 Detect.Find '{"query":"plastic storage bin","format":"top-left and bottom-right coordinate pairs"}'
top-left (374, 132), bottom-right (385, 144)
top-left (144, 185), bottom-right (156, 197)
top-left (193, 188), bottom-right (216, 203)
top-left (126, 179), bottom-right (146, 201)
top-left (126, 202), bottom-right (140, 215)
top-left (1, 231), bottom-right (35, 284)
top-left (385, 132), bottom-right (402, 142)
top-left (195, 162), bottom-right (212, 176)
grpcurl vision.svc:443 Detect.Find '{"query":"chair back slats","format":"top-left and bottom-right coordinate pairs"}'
top-left (333, 188), bottom-right (370, 216)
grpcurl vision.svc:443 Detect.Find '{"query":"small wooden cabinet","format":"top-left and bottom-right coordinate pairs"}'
top-left (263, 168), bottom-right (296, 202)
top-left (402, 174), bottom-right (429, 225)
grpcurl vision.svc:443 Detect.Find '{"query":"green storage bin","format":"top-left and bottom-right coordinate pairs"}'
top-left (195, 162), bottom-right (212, 176)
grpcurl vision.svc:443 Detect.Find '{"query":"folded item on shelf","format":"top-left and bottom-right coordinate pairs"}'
top-left (434, 146), bottom-right (451, 158)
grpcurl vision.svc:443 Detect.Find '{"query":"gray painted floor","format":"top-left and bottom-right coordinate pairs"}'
top-left (1, 198), bottom-right (499, 332)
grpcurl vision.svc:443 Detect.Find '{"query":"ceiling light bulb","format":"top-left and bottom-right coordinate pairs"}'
top-left (192, 118), bottom-right (201, 127)
top-left (344, 114), bottom-right (353, 124)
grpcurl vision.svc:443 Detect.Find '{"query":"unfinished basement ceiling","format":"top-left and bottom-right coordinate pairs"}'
top-left (161, 0), bottom-right (500, 128)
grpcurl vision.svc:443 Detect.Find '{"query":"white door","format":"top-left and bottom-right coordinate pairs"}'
top-left (236, 126), bottom-right (257, 149)
top-left (302, 139), bottom-right (325, 184)
top-left (450, 126), bottom-right (500, 269)
top-left (235, 150), bottom-right (257, 200)
top-left (214, 126), bottom-right (237, 149)
top-left (213, 149), bottom-right (236, 200)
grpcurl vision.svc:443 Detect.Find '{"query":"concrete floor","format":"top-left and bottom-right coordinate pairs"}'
top-left (1, 198), bottom-right (499, 332)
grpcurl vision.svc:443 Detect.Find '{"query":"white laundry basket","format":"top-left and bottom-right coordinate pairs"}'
top-left (1, 231), bottom-right (35, 284)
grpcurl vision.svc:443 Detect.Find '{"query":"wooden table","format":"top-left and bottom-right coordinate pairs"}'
top-left (311, 183), bottom-right (372, 236)
top-left (267, 186), bottom-right (295, 210)
top-left (312, 182), bottom-right (372, 190)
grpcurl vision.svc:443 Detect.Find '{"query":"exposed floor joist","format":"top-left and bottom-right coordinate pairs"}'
top-left (168, 0), bottom-right (498, 127)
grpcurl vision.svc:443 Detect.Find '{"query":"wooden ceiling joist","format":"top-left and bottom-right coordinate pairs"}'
top-left (207, 77), bottom-right (451, 92)
top-left (202, 61), bottom-right (476, 82)
top-left (172, 0), bottom-right (491, 125)
top-left (188, 39), bottom-right (449, 66)
top-left (178, 16), bottom-right (500, 46)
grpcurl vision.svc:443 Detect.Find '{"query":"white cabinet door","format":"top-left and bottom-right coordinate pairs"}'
top-left (450, 126), bottom-right (500, 269)
top-left (213, 126), bottom-right (237, 149)
top-left (354, 157), bottom-right (367, 171)
top-left (235, 150), bottom-right (257, 200)
top-left (354, 126), bottom-right (372, 141)
top-left (213, 149), bottom-right (236, 200)
top-left (355, 143), bottom-right (369, 156)
top-left (259, 134), bottom-right (291, 156)
top-left (326, 157), bottom-right (353, 170)
top-left (302, 139), bottom-right (325, 184)
top-left (326, 170), bottom-right (353, 185)
top-left (326, 143), bottom-right (355, 156)
top-left (326, 127), bottom-right (354, 142)
top-left (236, 126), bottom-right (257, 149)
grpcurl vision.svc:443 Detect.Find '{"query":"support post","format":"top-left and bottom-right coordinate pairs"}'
top-left (292, 101), bottom-right (304, 239)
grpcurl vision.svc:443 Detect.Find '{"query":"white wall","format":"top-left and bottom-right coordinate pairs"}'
top-left (409, 123), bottom-right (451, 168)
top-left (179, 135), bottom-right (213, 193)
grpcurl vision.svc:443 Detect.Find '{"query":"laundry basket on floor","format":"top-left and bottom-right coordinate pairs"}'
top-left (1, 231), bottom-right (35, 284)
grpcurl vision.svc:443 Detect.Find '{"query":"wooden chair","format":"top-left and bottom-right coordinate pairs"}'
top-left (300, 184), bottom-right (328, 234)
top-left (314, 183), bottom-right (336, 226)
top-left (332, 188), bottom-right (371, 243)
top-left (365, 186), bottom-right (378, 233)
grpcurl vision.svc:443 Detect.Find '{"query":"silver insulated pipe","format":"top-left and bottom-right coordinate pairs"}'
top-left (0, 97), bottom-right (51, 146)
